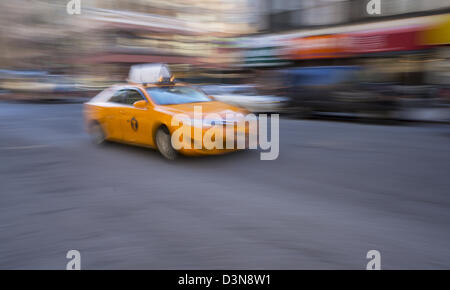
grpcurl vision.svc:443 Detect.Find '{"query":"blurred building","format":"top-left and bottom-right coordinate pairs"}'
top-left (0, 0), bottom-right (262, 91)
top-left (258, 0), bottom-right (450, 32)
top-left (239, 0), bottom-right (450, 93)
top-left (71, 0), bottom-right (268, 86)
top-left (1, 0), bottom-right (450, 103)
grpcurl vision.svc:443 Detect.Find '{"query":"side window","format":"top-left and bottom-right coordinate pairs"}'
top-left (109, 90), bottom-right (127, 104)
top-left (123, 89), bottom-right (145, 105)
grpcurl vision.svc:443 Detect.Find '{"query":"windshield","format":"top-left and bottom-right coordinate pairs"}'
top-left (203, 86), bottom-right (257, 96)
top-left (146, 86), bottom-right (211, 105)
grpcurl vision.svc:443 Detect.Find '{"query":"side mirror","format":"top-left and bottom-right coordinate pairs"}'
top-left (133, 100), bottom-right (148, 109)
top-left (209, 95), bottom-right (216, 101)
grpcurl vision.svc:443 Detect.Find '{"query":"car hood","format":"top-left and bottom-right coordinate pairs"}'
top-left (156, 101), bottom-right (248, 118)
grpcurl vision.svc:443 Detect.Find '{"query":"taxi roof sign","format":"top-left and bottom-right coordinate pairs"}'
top-left (128, 63), bottom-right (172, 84)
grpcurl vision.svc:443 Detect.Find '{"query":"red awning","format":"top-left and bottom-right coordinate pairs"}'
top-left (348, 26), bottom-right (428, 54)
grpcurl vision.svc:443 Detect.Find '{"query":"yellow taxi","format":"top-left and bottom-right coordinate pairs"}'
top-left (83, 64), bottom-right (252, 160)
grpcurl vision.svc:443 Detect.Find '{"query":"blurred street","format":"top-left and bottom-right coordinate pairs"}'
top-left (1, 101), bottom-right (449, 269)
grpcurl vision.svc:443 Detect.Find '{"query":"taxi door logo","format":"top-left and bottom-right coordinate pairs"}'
top-left (130, 117), bottom-right (139, 131)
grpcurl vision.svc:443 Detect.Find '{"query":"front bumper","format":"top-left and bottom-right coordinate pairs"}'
top-left (176, 125), bottom-right (257, 155)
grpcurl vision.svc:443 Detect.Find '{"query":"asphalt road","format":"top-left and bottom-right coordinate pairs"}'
top-left (0, 102), bottom-right (449, 269)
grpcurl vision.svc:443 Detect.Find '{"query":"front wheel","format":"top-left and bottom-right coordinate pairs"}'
top-left (155, 127), bottom-right (178, 160)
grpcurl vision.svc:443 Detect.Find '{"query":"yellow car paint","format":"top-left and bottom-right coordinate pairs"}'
top-left (83, 83), bottom-right (250, 157)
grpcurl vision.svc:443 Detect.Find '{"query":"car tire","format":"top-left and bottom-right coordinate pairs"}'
top-left (155, 127), bottom-right (178, 160)
top-left (89, 122), bottom-right (106, 145)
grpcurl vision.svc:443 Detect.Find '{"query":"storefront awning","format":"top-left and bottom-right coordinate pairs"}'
top-left (288, 34), bottom-right (349, 60)
top-left (423, 14), bottom-right (450, 46)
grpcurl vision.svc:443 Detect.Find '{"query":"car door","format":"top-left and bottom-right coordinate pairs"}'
top-left (103, 89), bottom-right (128, 141)
top-left (119, 88), bottom-right (154, 145)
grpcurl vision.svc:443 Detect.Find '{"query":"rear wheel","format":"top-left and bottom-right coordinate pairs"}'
top-left (155, 127), bottom-right (178, 160)
top-left (89, 122), bottom-right (106, 145)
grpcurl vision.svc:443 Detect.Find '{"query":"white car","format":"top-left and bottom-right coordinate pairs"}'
top-left (201, 85), bottom-right (288, 113)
